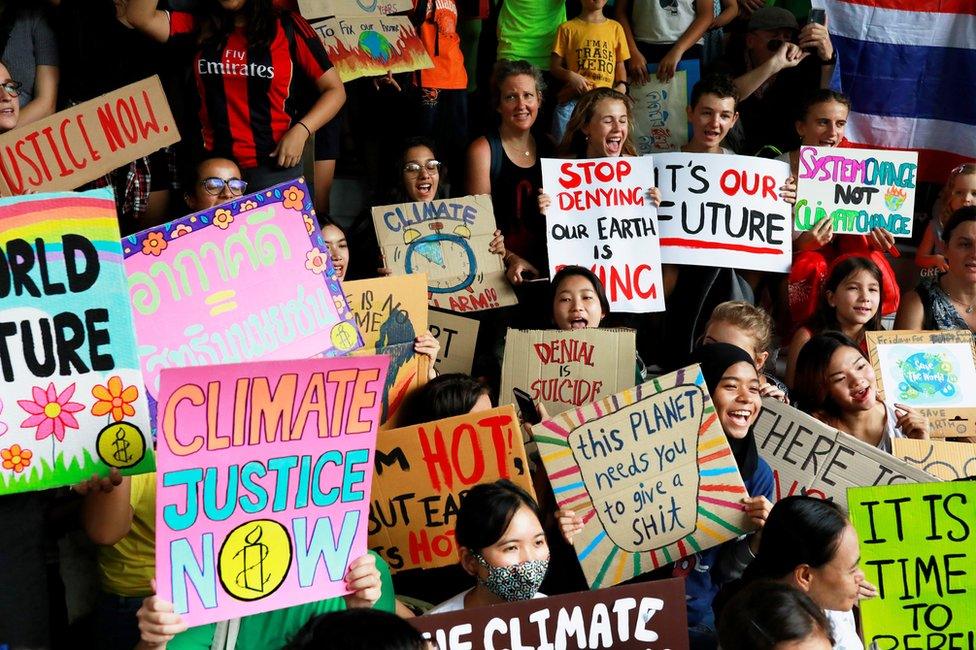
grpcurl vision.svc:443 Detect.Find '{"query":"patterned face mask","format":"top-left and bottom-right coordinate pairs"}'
top-left (472, 553), bottom-right (549, 602)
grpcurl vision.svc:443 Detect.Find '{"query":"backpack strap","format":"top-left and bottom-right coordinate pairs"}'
top-left (487, 130), bottom-right (504, 182)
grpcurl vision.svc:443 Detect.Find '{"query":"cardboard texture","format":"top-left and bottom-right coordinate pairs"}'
top-left (298, 0), bottom-right (412, 21)
top-left (500, 328), bottom-right (636, 417)
top-left (848, 482), bottom-right (976, 646)
top-left (413, 579), bottom-right (690, 650)
top-left (368, 405), bottom-right (533, 573)
top-left (0, 76), bottom-right (180, 196)
top-left (753, 398), bottom-right (936, 510)
top-left (155, 356), bottom-right (389, 626)
top-left (867, 329), bottom-right (976, 438)
top-left (654, 153), bottom-right (792, 272)
top-left (344, 274), bottom-right (429, 427)
top-left (892, 438), bottom-right (976, 481)
top-left (123, 178), bottom-right (362, 428)
top-left (428, 308), bottom-right (479, 375)
top-left (313, 14), bottom-right (432, 83)
top-left (0, 189), bottom-right (155, 494)
top-left (795, 146), bottom-right (918, 237)
top-left (541, 156), bottom-right (664, 313)
top-left (535, 365), bottom-right (752, 589)
top-left (632, 60), bottom-right (698, 154)
top-left (371, 194), bottom-right (516, 313)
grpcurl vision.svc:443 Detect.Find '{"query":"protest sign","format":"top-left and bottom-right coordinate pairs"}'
top-left (535, 365), bottom-right (752, 589)
top-left (654, 152), bottom-right (792, 272)
top-left (541, 156), bottom-right (664, 312)
top-left (867, 330), bottom-right (976, 439)
top-left (795, 146), bottom-right (918, 237)
top-left (298, 0), bottom-right (411, 21)
top-left (123, 178), bottom-right (362, 423)
top-left (428, 309), bottom-right (479, 375)
top-left (848, 482), bottom-right (976, 646)
top-left (369, 405), bottom-right (533, 572)
top-left (371, 194), bottom-right (516, 313)
top-left (313, 14), bottom-right (431, 83)
top-left (155, 356), bottom-right (388, 626)
top-left (632, 59), bottom-right (698, 154)
top-left (413, 579), bottom-right (689, 650)
top-left (344, 274), bottom-right (429, 426)
top-left (0, 189), bottom-right (154, 494)
top-left (893, 438), bottom-right (976, 481)
top-left (753, 398), bottom-right (935, 509)
top-left (500, 328), bottom-right (636, 417)
top-left (0, 77), bottom-right (180, 196)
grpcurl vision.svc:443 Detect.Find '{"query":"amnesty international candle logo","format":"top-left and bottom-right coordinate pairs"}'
top-left (218, 520), bottom-right (292, 601)
top-left (95, 422), bottom-right (146, 469)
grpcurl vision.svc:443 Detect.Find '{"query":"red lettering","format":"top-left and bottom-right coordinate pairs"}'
top-left (418, 426), bottom-right (452, 491)
top-left (97, 104), bottom-right (125, 152)
top-left (59, 118), bottom-right (88, 171)
top-left (480, 414), bottom-right (514, 479)
top-left (634, 264), bottom-right (657, 299)
top-left (115, 97), bottom-right (139, 144)
top-left (77, 115), bottom-right (101, 161)
top-left (721, 168), bottom-right (779, 199)
top-left (451, 423), bottom-right (485, 486)
top-left (40, 126), bottom-right (72, 178)
top-left (23, 132), bottom-right (52, 183)
top-left (136, 90), bottom-right (162, 138)
top-left (558, 161), bottom-right (582, 189)
top-left (533, 343), bottom-right (552, 363)
top-left (0, 146), bottom-right (24, 194)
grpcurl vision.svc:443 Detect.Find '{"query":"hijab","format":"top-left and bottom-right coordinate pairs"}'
top-left (692, 342), bottom-right (761, 481)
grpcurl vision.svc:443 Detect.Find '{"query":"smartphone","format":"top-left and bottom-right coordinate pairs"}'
top-left (808, 9), bottom-right (826, 25)
top-left (513, 388), bottom-right (542, 425)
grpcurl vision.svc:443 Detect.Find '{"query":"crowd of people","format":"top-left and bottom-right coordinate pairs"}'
top-left (0, 0), bottom-right (973, 648)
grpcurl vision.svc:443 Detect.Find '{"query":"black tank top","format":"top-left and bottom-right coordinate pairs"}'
top-left (487, 130), bottom-right (548, 272)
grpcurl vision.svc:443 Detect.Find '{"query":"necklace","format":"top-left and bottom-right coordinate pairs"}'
top-left (945, 288), bottom-right (976, 314)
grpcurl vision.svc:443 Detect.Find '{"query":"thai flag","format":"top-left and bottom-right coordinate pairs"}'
top-left (827, 0), bottom-right (976, 183)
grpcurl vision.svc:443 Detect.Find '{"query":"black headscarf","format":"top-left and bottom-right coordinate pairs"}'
top-left (692, 343), bottom-right (760, 481)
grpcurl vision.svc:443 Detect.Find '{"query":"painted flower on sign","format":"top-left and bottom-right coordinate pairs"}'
top-left (17, 383), bottom-right (84, 442)
top-left (1, 444), bottom-right (31, 473)
top-left (142, 232), bottom-right (168, 256)
top-left (170, 224), bottom-right (193, 239)
top-left (304, 214), bottom-right (316, 235)
top-left (239, 199), bottom-right (258, 212)
top-left (213, 209), bottom-right (234, 230)
top-left (305, 248), bottom-right (329, 274)
top-left (283, 186), bottom-right (306, 211)
top-left (91, 377), bottom-right (140, 422)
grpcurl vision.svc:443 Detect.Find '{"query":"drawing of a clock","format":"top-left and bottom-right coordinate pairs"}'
top-left (402, 221), bottom-right (477, 294)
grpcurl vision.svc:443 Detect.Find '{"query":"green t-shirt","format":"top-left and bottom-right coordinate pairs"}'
top-left (496, 0), bottom-right (566, 68)
top-left (169, 552), bottom-right (396, 650)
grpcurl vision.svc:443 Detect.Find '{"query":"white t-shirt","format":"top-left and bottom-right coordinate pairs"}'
top-left (825, 609), bottom-right (864, 650)
top-left (427, 588), bottom-right (546, 615)
top-left (879, 401), bottom-right (905, 454)
top-left (631, 0), bottom-right (699, 44)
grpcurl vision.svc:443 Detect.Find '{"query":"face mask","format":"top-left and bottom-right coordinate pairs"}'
top-left (472, 553), bottom-right (549, 602)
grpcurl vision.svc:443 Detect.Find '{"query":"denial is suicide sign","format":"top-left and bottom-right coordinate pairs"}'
top-left (542, 157), bottom-right (664, 313)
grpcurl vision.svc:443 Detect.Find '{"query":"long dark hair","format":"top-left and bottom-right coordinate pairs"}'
top-left (792, 331), bottom-right (864, 418)
top-left (284, 609), bottom-right (426, 650)
top-left (806, 256), bottom-right (883, 334)
top-left (398, 374), bottom-right (490, 426)
top-left (455, 480), bottom-right (542, 553)
top-left (197, 0), bottom-right (279, 48)
top-left (718, 581), bottom-right (833, 650)
top-left (550, 265), bottom-right (611, 320)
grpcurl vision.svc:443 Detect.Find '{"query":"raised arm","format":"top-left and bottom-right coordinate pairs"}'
top-left (126, 0), bottom-right (172, 43)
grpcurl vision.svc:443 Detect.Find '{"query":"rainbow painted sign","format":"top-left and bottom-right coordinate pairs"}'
top-left (534, 365), bottom-right (752, 588)
top-left (155, 356), bottom-right (389, 626)
top-left (122, 178), bottom-right (362, 425)
top-left (0, 189), bottom-right (154, 494)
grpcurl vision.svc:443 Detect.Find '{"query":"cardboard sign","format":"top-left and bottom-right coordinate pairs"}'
top-left (155, 356), bottom-right (389, 626)
top-left (0, 77), bottom-right (180, 196)
top-left (867, 330), bottom-right (976, 439)
top-left (632, 59), bottom-right (698, 154)
top-left (369, 405), bottom-right (533, 573)
top-left (500, 329), bottom-right (636, 417)
top-left (413, 579), bottom-right (690, 650)
top-left (795, 146), bottom-right (918, 237)
top-left (299, 0), bottom-right (412, 21)
top-left (541, 157), bottom-right (664, 313)
top-left (428, 309), bottom-right (479, 375)
top-left (535, 365), bottom-right (752, 589)
top-left (893, 438), bottom-right (976, 481)
top-left (123, 178), bottom-right (362, 423)
top-left (313, 14), bottom-right (432, 83)
top-left (344, 274), bottom-right (429, 426)
top-left (0, 189), bottom-right (154, 494)
top-left (371, 194), bottom-right (516, 313)
top-left (753, 398), bottom-right (935, 510)
top-left (654, 152), bottom-right (792, 272)
top-left (848, 482), bottom-right (976, 646)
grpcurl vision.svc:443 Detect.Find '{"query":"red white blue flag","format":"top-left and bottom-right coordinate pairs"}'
top-left (828, 0), bottom-right (976, 183)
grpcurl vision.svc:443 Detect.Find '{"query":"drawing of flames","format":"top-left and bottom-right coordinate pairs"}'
top-left (884, 185), bottom-right (908, 211)
top-left (326, 26), bottom-right (433, 83)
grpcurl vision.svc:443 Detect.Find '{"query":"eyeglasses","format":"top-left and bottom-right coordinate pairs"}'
top-left (0, 81), bottom-right (22, 98)
top-left (402, 160), bottom-right (442, 175)
top-left (200, 177), bottom-right (248, 196)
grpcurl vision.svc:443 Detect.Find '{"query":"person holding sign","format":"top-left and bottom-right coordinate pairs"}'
top-left (183, 158), bottom-right (248, 214)
top-left (897, 206), bottom-right (976, 332)
top-left (718, 582), bottom-right (834, 650)
top-left (792, 332), bottom-right (930, 453)
top-left (126, 0), bottom-right (346, 191)
top-left (702, 301), bottom-right (788, 403)
top-left (398, 373), bottom-right (493, 427)
top-left (427, 479), bottom-right (549, 614)
top-left (914, 163), bottom-right (976, 272)
top-left (284, 609), bottom-right (428, 650)
top-left (719, 497), bottom-right (873, 650)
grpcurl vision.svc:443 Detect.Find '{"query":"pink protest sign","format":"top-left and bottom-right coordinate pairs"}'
top-left (155, 356), bottom-right (389, 626)
top-left (122, 178), bottom-right (363, 422)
